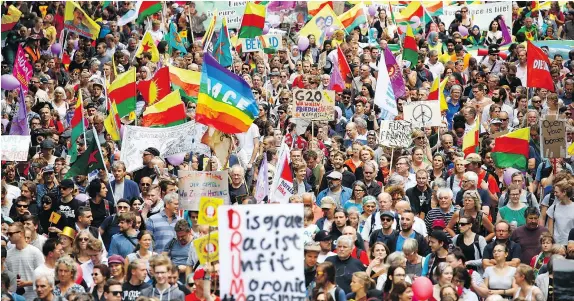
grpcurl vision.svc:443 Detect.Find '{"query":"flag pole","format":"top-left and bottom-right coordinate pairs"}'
top-left (92, 126), bottom-right (117, 204)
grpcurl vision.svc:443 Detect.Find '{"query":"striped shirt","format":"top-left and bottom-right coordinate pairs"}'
top-left (424, 207), bottom-right (456, 235)
top-left (147, 210), bottom-right (181, 253)
top-left (5, 244), bottom-right (45, 299)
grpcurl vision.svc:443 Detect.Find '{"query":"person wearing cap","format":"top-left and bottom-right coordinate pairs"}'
top-left (316, 197), bottom-right (337, 232)
top-left (36, 164), bottom-right (58, 206)
top-left (319, 151), bottom-right (356, 193)
top-left (317, 171), bottom-right (353, 208)
top-left (480, 44), bottom-right (503, 74)
top-left (132, 147), bottom-right (160, 185)
top-left (368, 210), bottom-right (399, 249)
top-left (421, 230), bottom-right (451, 278)
top-left (464, 153), bottom-right (500, 204)
top-left (304, 243), bottom-right (321, 287)
top-left (315, 230), bottom-right (337, 263)
top-left (33, 139), bottom-right (57, 165)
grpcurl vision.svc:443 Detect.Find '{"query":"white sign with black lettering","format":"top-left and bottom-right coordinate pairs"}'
top-left (403, 100), bottom-right (442, 127)
top-left (379, 120), bottom-right (413, 148)
top-left (0, 135), bottom-right (30, 161)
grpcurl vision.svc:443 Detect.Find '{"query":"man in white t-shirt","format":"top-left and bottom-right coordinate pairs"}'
top-left (235, 122), bottom-right (260, 185)
top-left (33, 238), bottom-right (62, 283)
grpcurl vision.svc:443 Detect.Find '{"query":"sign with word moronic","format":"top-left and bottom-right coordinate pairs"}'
top-left (291, 89), bottom-right (335, 120)
top-left (240, 34), bottom-right (283, 52)
top-left (379, 120), bottom-right (413, 148)
top-left (178, 171), bottom-right (230, 210)
top-left (0, 135), bottom-right (31, 161)
top-left (541, 116), bottom-right (567, 158)
top-left (219, 204), bottom-right (305, 301)
top-left (403, 100), bottom-right (442, 127)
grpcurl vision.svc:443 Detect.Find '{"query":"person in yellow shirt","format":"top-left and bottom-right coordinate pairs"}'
top-left (43, 14), bottom-right (57, 46)
top-left (439, 39), bottom-right (455, 64)
top-left (450, 44), bottom-right (471, 70)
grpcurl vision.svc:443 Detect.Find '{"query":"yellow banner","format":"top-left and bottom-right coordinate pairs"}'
top-left (64, 2), bottom-right (101, 40)
top-left (298, 5), bottom-right (345, 40)
top-left (198, 197), bottom-right (223, 227)
top-left (193, 232), bottom-right (219, 264)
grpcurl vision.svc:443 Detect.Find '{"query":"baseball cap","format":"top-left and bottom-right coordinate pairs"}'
top-left (60, 179), bottom-right (75, 189)
top-left (43, 165), bottom-right (55, 173)
top-left (429, 230), bottom-right (450, 246)
top-left (432, 219), bottom-right (447, 229)
top-left (193, 268), bottom-right (206, 280)
top-left (304, 243), bottom-right (321, 252)
top-left (327, 171), bottom-right (342, 180)
top-left (321, 198), bottom-right (336, 209)
top-left (465, 153), bottom-right (482, 163)
top-left (380, 211), bottom-right (395, 219)
top-left (491, 118), bottom-right (502, 124)
top-left (314, 230), bottom-right (332, 242)
top-left (144, 147), bottom-right (160, 157)
top-left (41, 139), bottom-right (55, 149)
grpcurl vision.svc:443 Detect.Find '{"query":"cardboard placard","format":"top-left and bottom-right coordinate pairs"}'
top-left (193, 232), bottom-right (219, 264)
top-left (290, 89), bottom-right (335, 120)
top-left (178, 171), bottom-right (230, 210)
top-left (379, 120), bottom-right (413, 148)
top-left (541, 116), bottom-right (567, 158)
top-left (403, 100), bottom-right (442, 127)
top-left (198, 197), bottom-right (223, 226)
top-left (0, 135), bottom-right (31, 161)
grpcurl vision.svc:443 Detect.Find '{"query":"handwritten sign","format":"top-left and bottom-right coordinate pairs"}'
top-left (219, 204), bottom-right (305, 301)
top-left (240, 34), bottom-right (282, 52)
top-left (193, 232), bottom-right (219, 264)
top-left (0, 135), bottom-right (30, 161)
top-left (541, 117), bottom-right (567, 158)
top-left (403, 100), bottom-right (442, 127)
top-left (379, 120), bottom-right (413, 148)
top-left (291, 89), bottom-right (335, 120)
top-left (198, 197), bottom-right (223, 226)
top-left (120, 122), bottom-right (197, 172)
top-left (178, 171), bottom-right (230, 210)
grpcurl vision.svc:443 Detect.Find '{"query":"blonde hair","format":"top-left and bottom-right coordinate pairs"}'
top-left (352, 271), bottom-right (375, 292)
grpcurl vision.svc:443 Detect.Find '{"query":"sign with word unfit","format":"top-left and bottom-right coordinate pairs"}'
top-left (0, 135), bottom-right (30, 161)
top-left (439, 2), bottom-right (512, 33)
top-left (120, 122), bottom-right (197, 172)
top-left (240, 34), bottom-right (282, 52)
top-left (178, 171), bottom-right (230, 210)
top-left (379, 120), bottom-right (413, 148)
top-left (219, 204), bottom-right (305, 301)
top-left (291, 89), bottom-right (335, 120)
top-left (403, 100), bottom-right (442, 127)
top-left (541, 117), bottom-right (567, 158)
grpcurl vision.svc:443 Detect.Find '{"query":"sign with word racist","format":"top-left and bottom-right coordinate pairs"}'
top-left (291, 89), bottom-right (335, 120)
top-left (219, 204), bottom-right (305, 301)
top-left (178, 171), bottom-right (230, 210)
top-left (0, 135), bottom-right (30, 161)
top-left (379, 120), bottom-right (413, 148)
top-left (541, 116), bottom-right (567, 158)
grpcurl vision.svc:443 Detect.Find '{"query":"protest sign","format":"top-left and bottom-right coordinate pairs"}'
top-left (219, 204), bottom-right (305, 301)
top-left (439, 2), bottom-right (512, 32)
top-left (13, 45), bottom-right (32, 95)
top-left (193, 232), bottom-right (219, 264)
top-left (0, 135), bottom-right (30, 161)
top-left (195, 2), bottom-right (247, 31)
top-left (541, 116), bottom-right (567, 158)
top-left (403, 100), bottom-right (442, 127)
top-left (291, 89), bottom-right (335, 120)
top-left (379, 120), bottom-right (413, 148)
top-left (178, 171), bottom-right (230, 210)
top-left (64, 2), bottom-right (100, 40)
top-left (198, 197), bottom-right (223, 227)
top-left (239, 34), bottom-right (283, 52)
top-left (120, 122), bottom-right (197, 172)
top-left (190, 120), bottom-right (211, 157)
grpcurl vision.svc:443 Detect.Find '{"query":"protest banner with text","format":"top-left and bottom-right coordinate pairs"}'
top-left (379, 120), bottom-right (413, 148)
top-left (194, 232), bottom-right (219, 264)
top-left (541, 116), bottom-right (567, 158)
top-left (0, 135), bottom-right (30, 161)
top-left (240, 34), bottom-right (283, 52)
top-left (178, 171), bottom-right (230, 210)
top-left (291, 89), bottom-right (335, 120)
top-left (439, 2), bottom-right (511, 34)
top-left (219, 204), bottom-right (305, 301)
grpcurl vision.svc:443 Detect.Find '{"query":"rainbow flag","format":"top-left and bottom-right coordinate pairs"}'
top-left (169, 65), bottom-right (201, 103)
top-left (109, 68), bottom-right (136, 117)
top-left (196, 53), bottom-right (260, 134)
top-left (339, 3), bottom-right (367, 33)
top-left (492, 128), bottom-right (530, 170)
top-left (136, 1), bottom-right (162, 24)
top-left (238, 2), bottom-right (266, 38)
top-left (142, 90), bottom-right (186, 127)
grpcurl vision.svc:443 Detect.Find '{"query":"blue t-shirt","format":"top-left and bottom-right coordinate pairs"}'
top-left (396, 232), bottom-right (416, 251)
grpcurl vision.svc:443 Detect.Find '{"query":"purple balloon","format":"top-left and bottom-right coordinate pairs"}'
top-left (298, 36), bottom-right (309, 51)
top-left (325, 26), bottom-right (335, 38)
top-left (458, 25), bottom-right (469, 36)
top-left (263, 24), bottom-right (270, 35)
top-left (503, 168), bottom-right (520, 186)
top-left (1, 74), bottom-right (20, 90)
top-left (73, 39), bottom-right (79, 50)
top-left (368, 5), bottom-right (377, 16)
top-left (51, 43), bottom-right (62, 55)
top-left (166, 153), bottom-right (186, 166)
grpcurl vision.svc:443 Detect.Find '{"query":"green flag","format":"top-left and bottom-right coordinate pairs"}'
top-left (65, 129), bottom-right (105, 178)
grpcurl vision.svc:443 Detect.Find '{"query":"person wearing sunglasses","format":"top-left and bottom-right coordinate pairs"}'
top-left (103, 279), bottom-right (123, 301)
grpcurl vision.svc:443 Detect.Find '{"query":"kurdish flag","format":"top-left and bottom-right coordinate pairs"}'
top-left (136, 1), bottom-right (162, 24)
top-left (492, 128), bottom-right (531, 170)
top-left (212, 17), bottom-right (232, 67)
top-left (196, 53), bottom-right (260, 134)
top-left (439, 77), bottom-right (448, 111)
top-left (423, 1), bottom-right (444, 16)
top-left (169, 65), bottom-right (201, 103)
top-left (403, 24), bottom-right (418, 68)
top-left (137, 66), bottom-right (170, 105)
top-left (308, 1), bottom-right (333, 17)
top-left (238, 2), bottom-right (266, 38)
top-left (104, 100), bottom-right (122, 141)
top-left (396, 1), bottom-right (424, 25)
top-left (69, 92), bottom-right (85, 163)
top-left (1, 5), bottom-right (22, 35)
top-left (462, 117), bottom-right (480, 157)
top-left (428, 77), bottom-right (440, 100)
top-left (339, 3), bottom-right (367, 33)
top-left (109, 68), bottom-right (136, 118)
top-left (141, 90), bottom-right (186, 127)
top-left (135, 31), bottom-right (160, 62)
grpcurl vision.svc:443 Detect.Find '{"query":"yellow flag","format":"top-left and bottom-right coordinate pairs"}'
top-left (299, 5), bottom-right (345, 40)
top-left (104, 101), bottom-right (121, 141)
top-left (193, 232), bottom-right (219, 264)
top-left (135, 31), bottom-right (160, 62)
top-left (568, 141), bottom-right (574, 155)
top-left (198, 197), bottom-right (223, 227)
top-left (439, 77), bottom-right (448, 111)
top-left (49, 212), bottom-right (61, 224)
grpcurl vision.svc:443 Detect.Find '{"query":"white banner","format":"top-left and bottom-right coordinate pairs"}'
top-left (218, 204), bottom-right (305, 301)
top-left (439, 2), bottom-right (512, 33)
top-left (403, 100), bottom-right (442, 128)
top-left (0, 135), bottom-right (30, 161)
top-left (178, 171), bottom-right (230, 210)
top-left (120, 122), bottom-right (197, 172)
top-left (379, 120), bottom-right (413, 148)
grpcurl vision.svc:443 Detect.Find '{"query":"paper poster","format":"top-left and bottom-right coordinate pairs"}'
top-left (193, 232), bottom-right (219, 264)
top-left (178, 171), bottom-right (230, 210)
top-left (0, 135), bottom-right (30, 161)
top-left (379, 120), bottom-right (413, 148)
top-left (198, 197), bottom-right (223, 226)
top-left (439, 2), bottom-right (512, 33)
top-left (64, 2), bottom-right (101, 40)
top-left (291, 89), bottom-right (335, 120)
top-left (218, 204), bottom-right (305, 301)
top-left (541, 117), bottom-right (567, 158)
top-left (239, 34), bottom-right (283, 52)
top-left (403, 100), bottom-right (442, 127)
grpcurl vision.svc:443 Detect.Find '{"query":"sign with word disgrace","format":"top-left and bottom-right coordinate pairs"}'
top-left (291, 89), bottom-right (335, 120)
top-left (219, 204), bottom-right (305, 301)
top-left (198, 197), bottom-right (224, 226)
top-left (379, 120), bottom-right (413, 148)
top-left (178, 171), bottom-right (230, 210)
top-left (240, 34), bottom-right (282, 52)
top-left (0, 135), bottom-right (31, 161)
top-left (193, 231), bottom-right (219, 264)
top-left (541, 116), bottom-right (567, 158)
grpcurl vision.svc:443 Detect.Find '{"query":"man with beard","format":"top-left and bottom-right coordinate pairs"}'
top-left (132, 147), bottom-right (160, 184)
top-left (75, 206), bottom-right (103, 243)
top-left (304, 243), bottom-right (320, 287)
top-left (510, 207), bottom-right (548, 264)
top-left (368, 210), bottom-right (399, 249)
top-left (319, 151), bottom-right (355, 192)
top-left (389, 210), bottom-right (429, 255)
top-left (317, 171), bottom-right (353, 208)
top-left (482, 87), bottom-right (514, 123)
top-left (315, 231), bottom-right (336, 263)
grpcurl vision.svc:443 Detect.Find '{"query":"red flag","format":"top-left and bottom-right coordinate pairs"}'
top-left (526, 41), bottom-right (554, 92)
top-left (337, 47), bottom-right (351, 81)
top-left (136, 67), bottom-right (171, 105)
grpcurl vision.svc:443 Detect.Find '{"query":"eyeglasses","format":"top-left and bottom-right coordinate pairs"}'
top-left (16, 204), bottom-right (28, 208)
top-left (117, 205), bottom-right (130, 210)
top-left (188, 283), bottom-right (196, 287)
top-left (6, 231), bottom-right (20, 236)
top-left (499, 118), bottom-right (509, 121)
top-left (110, 291), bottom-right (122, 296)
top-left (458, 222), bottom-right (471, 226)
top-left (381, 218), bottom-right (393, 222)
top-left (43, 201), bottom-right (52, 205)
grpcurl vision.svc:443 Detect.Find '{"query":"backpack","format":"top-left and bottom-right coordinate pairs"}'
top-left (544, 191), bottom-right (557, 224)
top-left (455, 234), bottom-right (482, 259)
top-left (369, 210), bottom-right (400, 236)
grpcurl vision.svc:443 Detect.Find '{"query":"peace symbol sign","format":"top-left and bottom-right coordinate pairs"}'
top-left (412, 103), bottom-right (433, 124)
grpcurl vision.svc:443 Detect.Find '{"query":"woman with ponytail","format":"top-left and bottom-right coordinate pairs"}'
top-left (347, 271), bottom-right (375, 301)
top-left (124, 230), bottom-right (156, 283)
